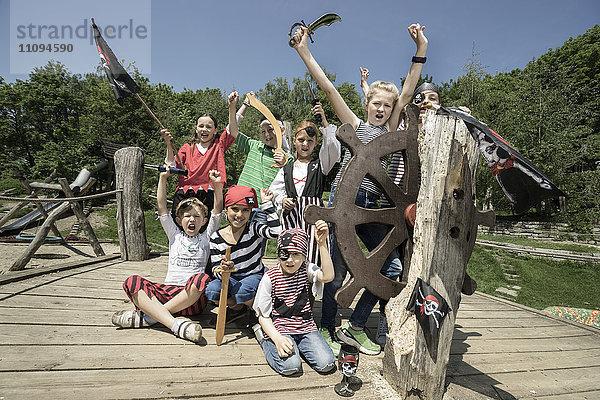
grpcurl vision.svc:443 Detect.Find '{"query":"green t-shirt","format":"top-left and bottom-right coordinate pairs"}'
top-left (235, 132), bottom-right (292, 201)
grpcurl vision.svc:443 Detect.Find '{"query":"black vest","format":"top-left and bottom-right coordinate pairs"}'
top-left (283, 159), bottom-right (325, 198)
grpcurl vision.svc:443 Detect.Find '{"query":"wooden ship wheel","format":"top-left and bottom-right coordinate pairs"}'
top-left (305, 104), bottom-right (494, 309)
top-left (305, 104), bottom-right (421, 308)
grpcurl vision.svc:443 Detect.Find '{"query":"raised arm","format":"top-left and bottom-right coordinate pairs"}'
top-left (161, 129), bottom-right (176, 166)
top-left (209, 170), bottom-right (223, 214)
top-left (292, 26), bottom-right (361, 130)
top-left (388, 24), bottom-right (429, 131)
top-left (360, 67), bottom-right (370, 98)
top-left (313, 220), bottom-right (334, 283)
top-left (227, 91), bottom-right (239, 140)
top-left (156, 170), bottom-right (171, 216)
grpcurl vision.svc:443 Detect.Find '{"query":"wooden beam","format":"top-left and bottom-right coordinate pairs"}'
top-left (58, 178), bottom-right (104, 256)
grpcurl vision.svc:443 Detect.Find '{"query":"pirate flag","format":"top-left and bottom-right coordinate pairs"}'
top-left (438, 106), bottom-right (565, 215)
top-left (92, 19), bottom-right (140, 105)
top-left (406, 278), bottom-right (451, 340)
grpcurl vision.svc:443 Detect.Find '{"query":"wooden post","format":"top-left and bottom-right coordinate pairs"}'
top-left (382, 110), bottom-right (482, 399)
top-left (114, 147), bottom-right (150, 261)
top-left (58, 178), bottom-right (104, 256)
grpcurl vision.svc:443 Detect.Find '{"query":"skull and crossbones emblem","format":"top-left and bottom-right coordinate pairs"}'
top-left (341, 355), bottom-right (358, 377)
top-left (415, 287), bottom-right (445, 328)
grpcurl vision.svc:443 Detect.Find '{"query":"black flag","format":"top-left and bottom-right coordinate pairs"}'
top-left (406, 278), bottom-right (451, 340)
top-left (92, 19), bottom-right (140, 105)
top-left (438, 106), bottom-right (565, 215)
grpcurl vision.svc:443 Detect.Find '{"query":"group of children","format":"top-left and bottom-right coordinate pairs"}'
top-left (112, 22), bottom-right (435, 376)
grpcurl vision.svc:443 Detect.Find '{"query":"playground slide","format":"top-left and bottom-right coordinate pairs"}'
top-left (0, 160), bottom-right (108, 234)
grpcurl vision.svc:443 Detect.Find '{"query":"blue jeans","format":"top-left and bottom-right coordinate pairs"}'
top-left (321, 187), bottom-right (403, 329)
top-left (205, 273), bottom-right (263, 304)
top-left (260, 330), bottom-right (335, 376)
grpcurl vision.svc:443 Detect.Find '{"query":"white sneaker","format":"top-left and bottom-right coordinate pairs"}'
top-left (112, 310), bottom-right (156, 328)
top-left (376, 313), bottom-right (388, 346)
top-left (174, 319), bottom-right (203, 343)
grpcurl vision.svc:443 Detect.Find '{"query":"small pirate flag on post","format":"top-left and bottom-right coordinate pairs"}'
top-left (406, 278), bottom-right (451, 340)
top-left (92, 18), bottom-right (140, 105)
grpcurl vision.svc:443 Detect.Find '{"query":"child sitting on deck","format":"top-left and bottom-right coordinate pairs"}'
top-left (205, 185), bottom-right (282, 326)
top-left (111, 169), bottom-right (223, 343)
top-left (253, 223), bottom-right (335, 376)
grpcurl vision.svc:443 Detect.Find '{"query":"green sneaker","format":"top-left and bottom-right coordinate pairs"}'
top-left (336, 322), bottom-right (381, 355)
top-left (319, 326), bottom-right (341, 356)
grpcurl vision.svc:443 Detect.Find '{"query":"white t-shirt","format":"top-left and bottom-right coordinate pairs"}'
top-left (160, 210), bottom-right (222, 286)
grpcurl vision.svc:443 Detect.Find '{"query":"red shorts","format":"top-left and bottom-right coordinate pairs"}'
top-left (122, 273), bottom-right (210, 316)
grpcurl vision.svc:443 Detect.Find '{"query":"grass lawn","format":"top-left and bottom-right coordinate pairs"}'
top-left (478, 233), bottom-right (599, 254)
top-left (467, 245), bottom-right (600, 310)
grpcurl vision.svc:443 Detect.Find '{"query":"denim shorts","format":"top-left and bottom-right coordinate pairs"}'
top-left (205, 273), bottom-right (263, 304)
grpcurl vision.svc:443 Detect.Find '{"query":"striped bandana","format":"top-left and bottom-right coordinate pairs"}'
top-left (277, 228), bottom-right (309, 258)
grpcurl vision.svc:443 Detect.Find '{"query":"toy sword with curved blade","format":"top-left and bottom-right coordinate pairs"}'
top-left (245, 93), bottom-right (287, 167)
top-left (288, 13), bottom-right (342, 47)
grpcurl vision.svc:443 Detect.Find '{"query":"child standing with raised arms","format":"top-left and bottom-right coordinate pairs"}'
top-left (162, 105), bottom-right (235, 220)
top-left (292, 23), bottom-right (428, 355)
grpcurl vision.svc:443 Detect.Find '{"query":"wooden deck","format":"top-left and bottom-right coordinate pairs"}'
top-left (0, 254), bottom-right (598, 400)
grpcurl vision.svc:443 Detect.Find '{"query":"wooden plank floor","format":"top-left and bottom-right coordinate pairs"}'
top-left (0, 254), bottom-right (598, 400)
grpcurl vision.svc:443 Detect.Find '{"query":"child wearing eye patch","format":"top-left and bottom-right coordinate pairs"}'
top-left (252, 223), bottom-right (335, 376)
top-left (269, 102), bottom-right (341, 266)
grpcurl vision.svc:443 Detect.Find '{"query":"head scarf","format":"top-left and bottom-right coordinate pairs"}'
top-left (224, 185), bottom-right (257, 208)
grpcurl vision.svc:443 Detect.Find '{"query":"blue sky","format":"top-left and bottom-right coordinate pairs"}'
top-left (1, 0), bottom-right (598, 97)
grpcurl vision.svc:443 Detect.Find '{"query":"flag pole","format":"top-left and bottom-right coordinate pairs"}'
top-left (92, 17), bottom-right (183, 169)
top-left (135, 93), bottom-right (164, 129)
top-left (134, 94), bottom-right (184, 169)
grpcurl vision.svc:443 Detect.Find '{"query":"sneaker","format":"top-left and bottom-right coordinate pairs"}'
top-left (226, 306), bottom-right (248, 325)
top-left (319, 326), bottom-right (341, 356)
top-left (112, 310), bottom-right (156, 328)
top-left (376, 314), bottom-right (388, 346)
top-left (336, 322), bottom-right (381, 355)
top-left (173, 318), bottom-right (203, 343)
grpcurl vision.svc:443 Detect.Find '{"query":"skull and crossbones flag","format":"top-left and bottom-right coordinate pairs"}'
top-left (437, 106), bottom-right (565, 215)
top-left (92, 19), bottom-right (140, 105)
top-left (406, 278), bottom-right (451, 340)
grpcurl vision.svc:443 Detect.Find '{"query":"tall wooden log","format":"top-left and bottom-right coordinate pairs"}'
top-left (114, 147), bottom-right (150, 261)
top-left (382, 110), bottom-right (481, 399)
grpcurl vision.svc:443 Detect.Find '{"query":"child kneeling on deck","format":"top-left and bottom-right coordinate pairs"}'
top-left (112, 169), bottom-right (223, 343)
top-left (253, 223), bottom-right (336, 376)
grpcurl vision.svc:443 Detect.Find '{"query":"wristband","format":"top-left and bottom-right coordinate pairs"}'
top-left (412, 56), bottom-right (427, 63)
